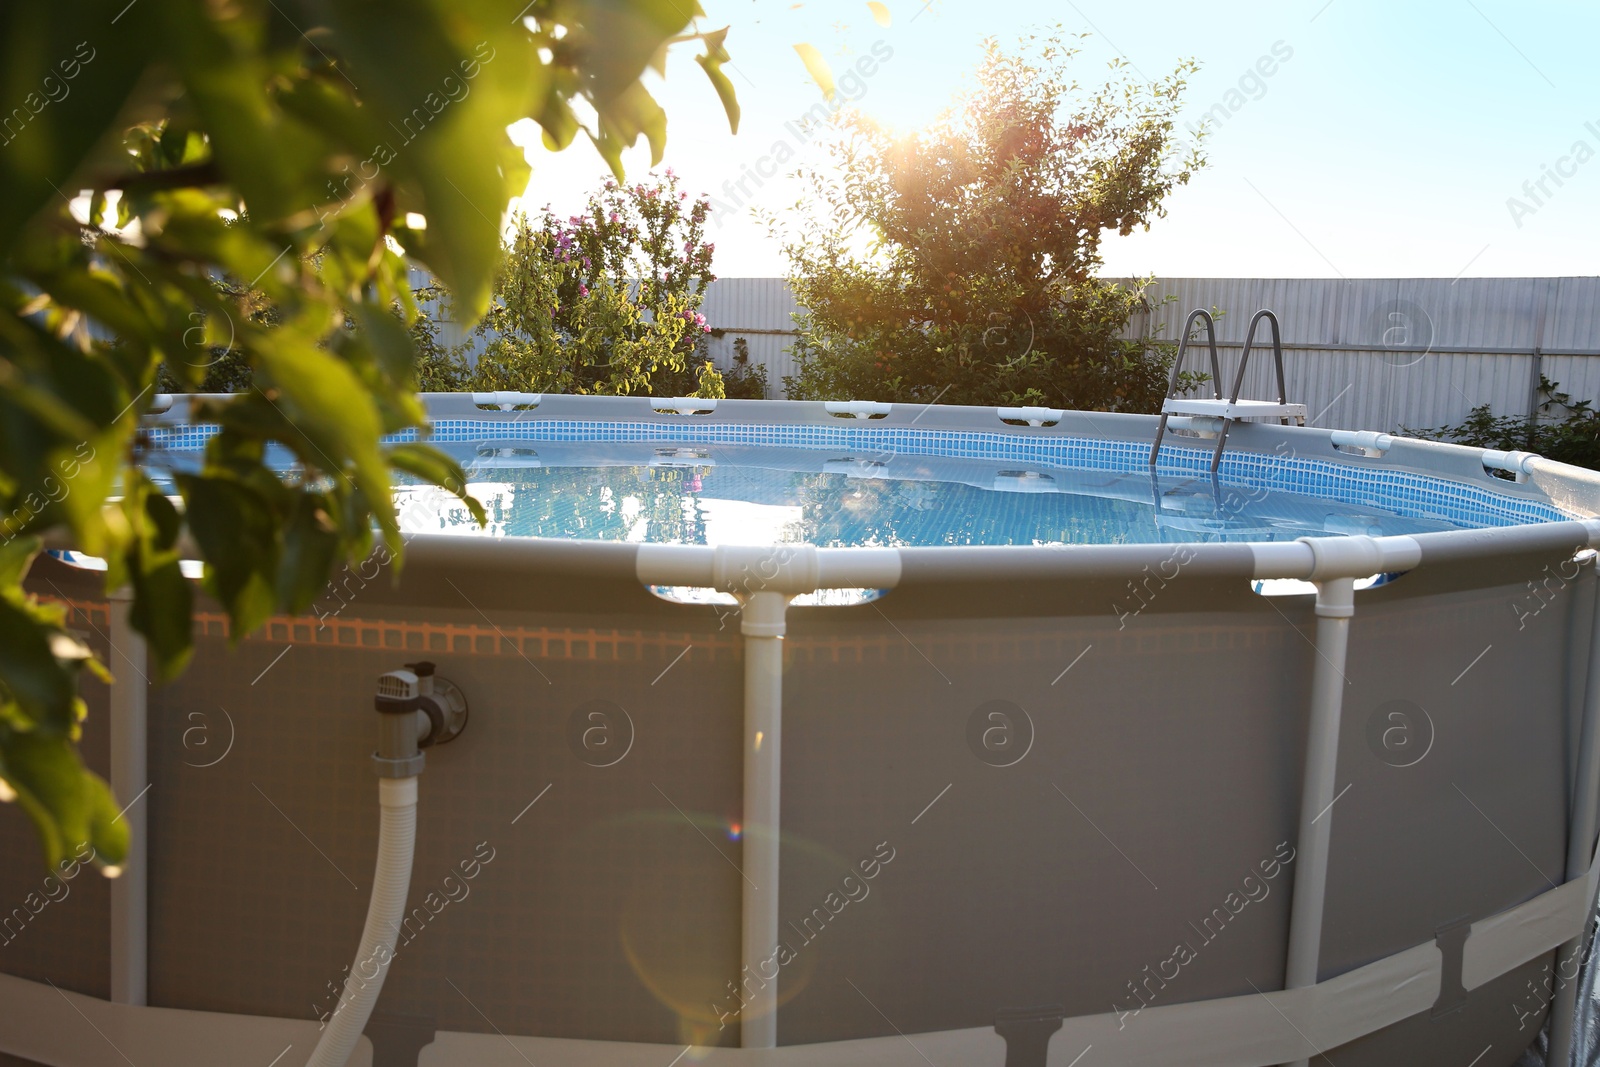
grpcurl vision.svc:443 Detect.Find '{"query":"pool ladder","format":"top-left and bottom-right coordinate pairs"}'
top-left (1149, 308), bottom-right (1308, 473)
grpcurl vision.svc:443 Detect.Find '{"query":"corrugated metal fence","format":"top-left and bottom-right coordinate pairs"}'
top-left (698, 276), bottom-right (1600, 433)
top-left (698, 277), bottom-right (805, 395)
top-left (1131, 277), bottom-right (1600, 433)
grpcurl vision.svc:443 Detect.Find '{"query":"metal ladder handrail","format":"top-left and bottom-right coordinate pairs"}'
top-left (1228, 308), bottom-right (1289, 407)
top-left (1147, 309), bottom-right (1222, 467)
top-left (1151, 308), bottom-right (1302, 474)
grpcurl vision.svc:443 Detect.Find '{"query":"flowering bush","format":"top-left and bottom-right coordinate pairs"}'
top-left (457, 172), bottom-right (726, 397)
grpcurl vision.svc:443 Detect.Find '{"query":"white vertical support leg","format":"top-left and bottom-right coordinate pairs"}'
top-left (1547, 561), bottom-right (1600, 1066)
top-left (740, 590), bottom-right (788, 1049)
top-left (107, 589), bottom-right (148, 1006)
top-left (1283, 576), bottom-right (1355, 1067)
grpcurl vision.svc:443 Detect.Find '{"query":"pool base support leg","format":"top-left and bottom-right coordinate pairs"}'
top-left (1547, 562), bottom-right (1600, 1066)
top-left (741, 590), bottom-right (789, 1049)
top-left (107, 588), bottom-right (148, 1007)
top-left (1282, 576), bottom-right (1355, 1067)
top-left (994, 1005), bottom-right (1063, 1067)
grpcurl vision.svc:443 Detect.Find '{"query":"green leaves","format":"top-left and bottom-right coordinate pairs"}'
top-left (253, 333), bottom-right (396, 532)
top-left (523, 7), bottom-right (739, 185)
top-left (0, 589), bottom-right (76, 732)
top-left (179, 473), bottom-right (278, 637)
top-left (779, 30), bottom-right (1194, 414)
top-left (693, 25), bottom-right (739, 137)
top-left (792, 44), bottom-right (836, 101)
top-left (0, 0), bottom-right (740, 873)
top-left (466, 173), bottom-right (720, 398)
top-left (386, 444), bottom-right (485, 524)
top-left (277, 495), bottom-right (341, 615)
top-left (0, 1), bottom-right (157, 255)
top-left (591, 82), bottom-right (669, 176)
top-left (122, 477), bottom-right (194, 680)
top-left (155, 5), bottom-right (328, 226)
top-left (0, 538), bottom-right (125, 871)
top-left (1, 732), bottom-right (128, 873)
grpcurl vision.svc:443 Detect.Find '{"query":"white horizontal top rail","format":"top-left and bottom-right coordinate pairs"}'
top-left (629, 533), bottom-right (1484, 593)
top-left (1482, 449), bottom-right (1542, 482)
top-left (650, 397), bottom-right (719, 414)
top-left (1329, 430), bottom-right (1395, 457)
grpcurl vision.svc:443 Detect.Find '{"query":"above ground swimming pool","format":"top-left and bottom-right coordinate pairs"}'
top-left (7, 390), bottom-right (1600, 1067)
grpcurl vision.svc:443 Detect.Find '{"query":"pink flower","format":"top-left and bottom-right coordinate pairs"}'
top-left (609, 212), bottom-right (619, 223)
top-left (578, 284), bottom-right (589, 297)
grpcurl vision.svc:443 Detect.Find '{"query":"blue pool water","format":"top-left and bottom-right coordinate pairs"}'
top-left (394, 440), bottom-right (1486, 547)
top-left (144, 418), bottom-right (1566, 547)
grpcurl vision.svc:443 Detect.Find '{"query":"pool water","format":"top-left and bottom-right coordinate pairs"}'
top-left (395, 441), bottom-right (1474, 548)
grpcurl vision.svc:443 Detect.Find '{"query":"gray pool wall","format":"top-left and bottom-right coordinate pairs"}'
top-left (7, 394), bottom-right (1600, 1067)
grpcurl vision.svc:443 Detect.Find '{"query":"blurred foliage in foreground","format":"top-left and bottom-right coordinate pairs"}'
top-left (771, 30), bottom-right (1205, 412)
top-left (0, 0), bottom-right (737, 870)
top-left (175, 173), bottom-right (769, 402)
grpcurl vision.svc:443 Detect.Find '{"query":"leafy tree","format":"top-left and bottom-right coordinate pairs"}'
top-left (714, 336), bottom-right (771, 399)
top-left (0, 0), bottom-right (738, 870)
top-left (1409, 376), bottom-right (1600, 471)
top-left (772, 30), bottom-right (1202, 411)
top-left (400, 281), bottom-right (474, 393)
top-left (462, 172), bottom-right (725, 397)
top-left (158, 276), bottom-right (471, 395)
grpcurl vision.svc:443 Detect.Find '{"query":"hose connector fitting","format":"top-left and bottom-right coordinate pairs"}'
top-left (373, 663), bottom-right (470, 778)
top-left (374, 669), bottom-right (427, 778)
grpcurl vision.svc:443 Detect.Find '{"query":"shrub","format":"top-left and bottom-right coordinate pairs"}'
top-left (461, 172), bottom-right (725, 398)
top-left (1409, 376), bottom-right (1600, 470)
top-left (772, 31), bottom-right (1204, 411)
top-left (705, 335), bottom-right (770, 399)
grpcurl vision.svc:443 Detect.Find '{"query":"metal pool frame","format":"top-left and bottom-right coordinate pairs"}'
top-left (9, 390), bottom-right (1600, 1067)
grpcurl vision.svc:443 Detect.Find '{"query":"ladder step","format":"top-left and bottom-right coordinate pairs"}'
top-left (1161, 398), bottom-right (1307, 421)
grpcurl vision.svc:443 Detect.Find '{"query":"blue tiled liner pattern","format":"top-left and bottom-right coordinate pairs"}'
top-left (144, 419), bottom-right (1570, 530)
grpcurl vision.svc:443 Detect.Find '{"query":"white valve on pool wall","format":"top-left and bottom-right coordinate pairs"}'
top-left (375, 661), bottom-right (469, 754)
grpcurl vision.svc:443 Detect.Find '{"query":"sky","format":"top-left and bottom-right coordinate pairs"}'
top-left (507, 0), bottom-right (1600, 281)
